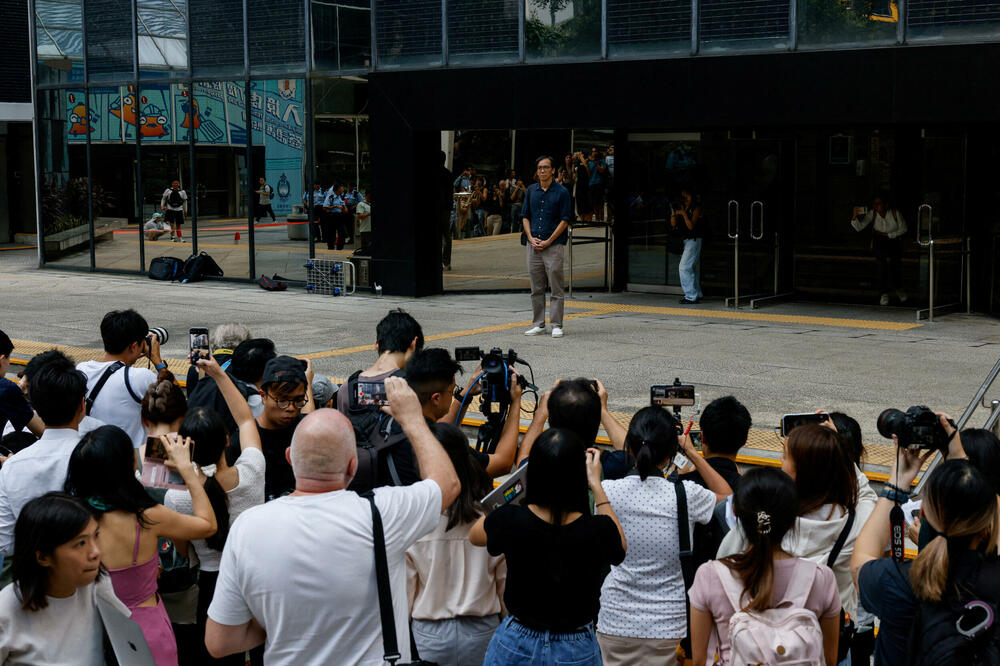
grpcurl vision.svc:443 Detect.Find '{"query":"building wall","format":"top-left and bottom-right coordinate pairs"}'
top-left (0, 0), bottom-right (31, 105)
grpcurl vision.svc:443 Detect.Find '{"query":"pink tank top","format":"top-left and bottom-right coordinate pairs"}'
top-left (106, 522), bottom-right (159, 608)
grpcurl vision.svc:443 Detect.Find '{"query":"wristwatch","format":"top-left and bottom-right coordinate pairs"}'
top-left (879, 486), bottom-right (910, 503)
top-left (154, 361), bottom-right (167, 371)
top-left (454, 386), bottom-right (466, 401)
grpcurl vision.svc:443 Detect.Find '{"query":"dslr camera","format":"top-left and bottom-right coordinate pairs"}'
top-left (455, 347), bottom-right (527, 395)
top-left (877, 405), bottom-right (955, 452)
top-left (146, 327), bottom-right (169, 352)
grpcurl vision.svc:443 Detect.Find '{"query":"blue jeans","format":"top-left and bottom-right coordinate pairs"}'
top-left (483, 616), bottom-right (603, 666)
top-left (679, 238), bottom-right (702, 301)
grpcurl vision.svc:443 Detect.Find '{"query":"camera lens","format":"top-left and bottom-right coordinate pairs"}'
top-left (877, 408), bottom-right (906, 440)
top-left (148, 327), bottom-right (169, 345)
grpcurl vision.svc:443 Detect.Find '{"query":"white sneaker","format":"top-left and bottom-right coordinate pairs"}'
top-left (896, 289), bottom-right (908, 303)
top-left (551, 326), bottom-right (564, 338)
top-left (524, 326), bottom-right (546, 336)
top-left (879, 293), bottom-right (889, 306)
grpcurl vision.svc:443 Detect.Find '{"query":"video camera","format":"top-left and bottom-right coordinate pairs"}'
top-left (878, 405), bottom-right (956, 453)
top-left (455, 346), bottom-right (536, 455)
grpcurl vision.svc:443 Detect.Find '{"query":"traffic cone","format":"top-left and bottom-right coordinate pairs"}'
top-left (234, 231), bottom-right (240, 244)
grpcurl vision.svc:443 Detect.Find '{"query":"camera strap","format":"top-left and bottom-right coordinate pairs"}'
top-left (890, 502), bottom-right (906, 563)
top-left (85, 361), bottom-right (125, 416)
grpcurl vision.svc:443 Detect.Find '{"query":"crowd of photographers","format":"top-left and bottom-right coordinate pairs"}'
top-left (0, 309), bottom-right (999, 665)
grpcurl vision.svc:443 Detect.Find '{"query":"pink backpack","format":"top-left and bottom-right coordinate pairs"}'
top-left (714, 559), bottom-right (826, 665)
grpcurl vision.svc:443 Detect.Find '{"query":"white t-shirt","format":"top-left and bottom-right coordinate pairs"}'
top-left (164, 448), bottom-right (266, 572)
top-left (0, 574), bottom-right (129, 666)
top-left (356, 201), bottom-right (371, 233)
top-left (208, 480), bottom-right (442, 666)
top-left (161, 188), bottom-right (188, 211)
top-left (0, 427), bottom-right (84, 556)
top-left (77, 361), bottom-right (157, 450)
top-left (597, 476), bottom-right (716, 639)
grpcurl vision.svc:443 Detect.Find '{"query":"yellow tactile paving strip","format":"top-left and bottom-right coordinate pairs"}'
top-left (564, 301), bottom-right (923, 332)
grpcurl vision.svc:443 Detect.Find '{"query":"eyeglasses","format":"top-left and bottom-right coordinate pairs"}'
top-left (537, 166), bottom-right (553, 171)
top-left (265, 393), bottom-right (308, 409)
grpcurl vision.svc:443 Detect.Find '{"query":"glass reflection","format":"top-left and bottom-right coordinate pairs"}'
top-left (35, 0), bottom-right (83, 85)
top-left (137, 0), bottom-right (189, 75)
top-left (525, 0), bottom-right (601, 60)
top-left (797, 0), bottom-right (896, 47)
top-left (312, 0), bottom-right (371, 71)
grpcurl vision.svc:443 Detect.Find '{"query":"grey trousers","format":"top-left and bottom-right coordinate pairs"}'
top-left (527, 243), bottom-right (565, 328)
top-left (412, 614), bottom-right (501, 666)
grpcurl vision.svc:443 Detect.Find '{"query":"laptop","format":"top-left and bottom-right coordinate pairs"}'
top-left (97, 595), bottom-right (157, 665)
top-left (481, 462), bottom-right (528, 513)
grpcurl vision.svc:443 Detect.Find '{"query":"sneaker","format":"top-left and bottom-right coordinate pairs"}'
top-left (896, 289), bottom-right (908, 303)
top-left (879, 293), bottom-right (890, 306)
top-left (524, 326), bottom-right (546, 336)
top-left (551, 326), bottom-right (564, 338)
top-left (678, 297), bottom-right (698, 305)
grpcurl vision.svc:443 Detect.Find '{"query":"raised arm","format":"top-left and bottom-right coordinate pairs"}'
top-left (384, 377), bottom-right (460, 511)
top-left (299, 359), bottom-right (316, 415)
top-left (149, 433), bottom-right (217, 541)
top-left (590, 449), bottom-right (626, 551)
top-left (197, 355), bottom-right (260, 451)
top-left (515, 384), bottom-right (552, 467)
top-left (595, 379), bottom-right (626, 451)
top-left (679, 433), bottom-right (733, 502)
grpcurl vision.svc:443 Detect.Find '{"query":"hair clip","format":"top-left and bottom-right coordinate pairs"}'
top-left (757, 511), bottom-right (772, 535)
top-left (87, 496), bottom-right (108, 511)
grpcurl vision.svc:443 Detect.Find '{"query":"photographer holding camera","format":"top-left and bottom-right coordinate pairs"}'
top-left (851, 416), bottom-right (1000, 665)
top-left (77, 310), bottom-right (165, 461)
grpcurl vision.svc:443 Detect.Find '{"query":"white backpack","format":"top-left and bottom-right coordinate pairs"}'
top-left (714, 559), bottom-right (826, 665)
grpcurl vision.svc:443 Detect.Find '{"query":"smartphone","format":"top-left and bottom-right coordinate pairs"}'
top-left (651, 384), bottom-right (696, 407)
top-left (356, 380), bottom-right (388, 407)
top-left (189, 327), bottom-right (210, 364)
top-left (455, 347), bottom-right (481, 363)
top-left (780, 412), bottom-right (830, 437)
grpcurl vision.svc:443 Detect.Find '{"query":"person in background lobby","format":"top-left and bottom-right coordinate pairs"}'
top-left (851, 191), bottom-right (908, 306)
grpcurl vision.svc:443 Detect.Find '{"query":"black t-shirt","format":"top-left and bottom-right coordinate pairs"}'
top-left (685, 457), bottom-right (740, 565)
top-left (0, 380), bottom-right (33, 434)
top-left (258, 416), bottom-right (302, 499)
top-left (859, 552), bottom-right (1000, 666)
top-left (377, 428), bottom-right (420, 487)
top-left (683, 456), bottom-right (741, 491)
top-left (485, 504), bottom-right (625, 631)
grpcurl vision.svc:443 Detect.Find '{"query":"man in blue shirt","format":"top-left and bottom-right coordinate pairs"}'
top-left (521, 155), bottom-right (573, 339)
top-left (302, 182), bottom-right (326, 243)
top-left (323, 185), bottom-right (348, 250)
top-left (588, 147), bottom-right (608, 222)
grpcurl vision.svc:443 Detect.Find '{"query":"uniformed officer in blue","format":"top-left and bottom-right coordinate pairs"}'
top-left (521, 155), bottom-right (574, 339)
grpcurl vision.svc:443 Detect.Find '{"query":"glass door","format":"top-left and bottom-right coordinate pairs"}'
top-left (724, 137), bottom-right (793, 308)
top-left (916, 132), bottom-right (967, 319)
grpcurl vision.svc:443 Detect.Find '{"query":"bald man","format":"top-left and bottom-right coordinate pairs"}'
top-left (205, 378), bottom-right (459, 665)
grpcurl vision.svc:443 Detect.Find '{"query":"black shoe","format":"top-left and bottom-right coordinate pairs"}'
top-left (678, 297), bottom-right (698, 305)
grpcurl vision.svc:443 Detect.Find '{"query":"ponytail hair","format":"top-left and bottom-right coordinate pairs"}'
top-left (178, 407), bottom-right (230, 551)
top-left (626, 406), bottom-right (679, 481)
top-left (910, 459), bottom-right (998, 602)
top-left (721, 467), bottom-right (799, 612)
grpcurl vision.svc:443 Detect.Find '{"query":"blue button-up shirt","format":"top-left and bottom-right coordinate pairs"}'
top-left (324, 191), bottom-right (345, 212)
top-left (522, 181), bottom-right (572, 246)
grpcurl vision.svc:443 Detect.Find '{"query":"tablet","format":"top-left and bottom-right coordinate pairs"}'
top-left (481, 462), bottom-right (528, 513)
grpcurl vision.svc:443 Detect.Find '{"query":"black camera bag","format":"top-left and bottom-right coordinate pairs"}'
top-left (148, 256), bottom-right (185, 281)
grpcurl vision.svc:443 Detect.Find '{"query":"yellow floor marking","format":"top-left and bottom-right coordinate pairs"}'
top-left (564, 300), bottom-right (923, 331)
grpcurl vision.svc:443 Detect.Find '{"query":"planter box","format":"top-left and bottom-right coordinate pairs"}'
top-left (20, 218), bottom-right (128, 257)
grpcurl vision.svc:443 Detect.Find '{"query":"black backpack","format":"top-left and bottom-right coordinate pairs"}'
top-left (181, 252), bottom-right (224, 283)
top-left (342, 370), bottom-right (408, 493)
top-left (906, 558), bottom-right (1000, 665)
top-left (167, 188), bottom-right (184, 207)
top-left (148, 256), bottom-right (185, 281)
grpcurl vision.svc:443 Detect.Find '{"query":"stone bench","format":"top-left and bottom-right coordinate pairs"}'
top-left (17, 218), bottom-right (128, 257)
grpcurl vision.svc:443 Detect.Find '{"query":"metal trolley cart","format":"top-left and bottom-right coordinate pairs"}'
top-left (304, 258), bottom-right (356, 296)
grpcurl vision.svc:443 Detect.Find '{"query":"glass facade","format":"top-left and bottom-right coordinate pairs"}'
top-left (30, 0), bottom-right (1000, 286)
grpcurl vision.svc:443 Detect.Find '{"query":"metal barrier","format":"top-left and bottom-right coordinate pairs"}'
top-left (914, 356), bottom-right (1000, 495)
top-left (567, 221), bottom-right (613, 297)
top-left (915, 204), bottom-right (970, 321)
top-left (985, 399), bottom-right (1000, 438)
